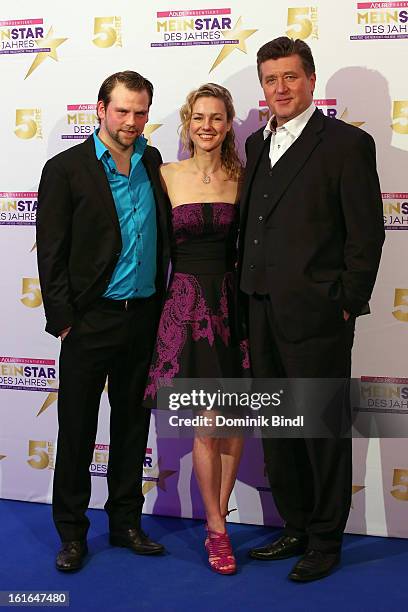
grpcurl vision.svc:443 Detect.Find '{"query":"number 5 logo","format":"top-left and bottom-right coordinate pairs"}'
top-left (392, 101), bottom-right (408, 134)
top-left (15, 109), bottom-right (38, 139)
top-left (21, 278), bottom-right (42, 308)
top-left (392, 288), bottom-right (408, 322)
top-left (391, 468), bottom-right (408, 501)
top-left (287, 8), bottom-right (313, 40)
top-left (93, 17), bottom-right (118, 48)
top-left (27, 440), bottom-right (49, 469)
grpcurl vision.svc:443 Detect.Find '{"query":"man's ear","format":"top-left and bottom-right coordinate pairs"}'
top-left (310, 73), bottom-right (316, 94)
top-left (96, 100), bottom-right (105, 122)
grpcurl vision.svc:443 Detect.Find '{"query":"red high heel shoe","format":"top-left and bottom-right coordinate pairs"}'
top-left (205, 525), bottom-right (236, 575)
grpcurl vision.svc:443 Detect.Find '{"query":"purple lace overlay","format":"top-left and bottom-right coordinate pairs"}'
top-left (212, 202), bottom-right (236, 231)
top-left (172, 203), bottom-right (204, 245)
top-left (145, 272), bottom-right (239, 399)
top-left (172, 202), bottom-right (235, 245)
top-left (144, 202), bottom-right (250, 401)
top-left (240, 339), bottom-right (250, 371)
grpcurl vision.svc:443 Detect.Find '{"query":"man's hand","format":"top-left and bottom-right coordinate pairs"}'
top-left (343, 310), bottom-right (350, 321)
top-left (59, 327), bottom-right (72, 341)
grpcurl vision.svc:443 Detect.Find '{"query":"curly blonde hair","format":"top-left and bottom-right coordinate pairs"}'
top-left (179, 83), bottom-right (242, 180)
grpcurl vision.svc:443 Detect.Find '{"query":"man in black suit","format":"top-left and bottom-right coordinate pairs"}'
top-left (239, 38), bottom-right (384, 581)
top-left (37, 71), bottom-right (170, 571)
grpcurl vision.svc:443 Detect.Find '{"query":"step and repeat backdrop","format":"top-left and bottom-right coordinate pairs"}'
top-left (0, 0), bottom-right (407, 537)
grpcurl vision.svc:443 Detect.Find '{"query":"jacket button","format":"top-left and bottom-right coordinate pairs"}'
top-left (250, 264), bottom-right (255, 270)
top-left (263, 193), bottom-right (269, 198)
top-left (258, 216), bottom-right (263, 221)
top-left (254, 239), bottom-right (259, 245)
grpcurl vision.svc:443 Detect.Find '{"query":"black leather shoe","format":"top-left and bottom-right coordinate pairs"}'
top-left (110, 528), bottom-right (165, 555)
top-left (249, 535), bottom-right (307, 560)
top-left (289, 550), bottom-right (340, 582)
top-left (56, 541), bottom-right (88, 572)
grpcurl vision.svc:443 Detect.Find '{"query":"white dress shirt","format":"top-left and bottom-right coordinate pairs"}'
top-left (263, 102), bottom-right (316, 167)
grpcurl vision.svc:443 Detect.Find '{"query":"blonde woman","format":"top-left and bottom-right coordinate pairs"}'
top-left (145, 84), bottom-right (249, 574)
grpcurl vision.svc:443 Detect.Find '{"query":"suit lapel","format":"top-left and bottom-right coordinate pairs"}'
top-left (263, 108), bottom-right (324, 220)
top-left (143, 147), bottom-right (164, 218)
top-left (142, 147), bottom-right (170, 251)
top-left (240, 130), bottom-right (269, 225)
top-left (81, 137), bottom-right (121, 235)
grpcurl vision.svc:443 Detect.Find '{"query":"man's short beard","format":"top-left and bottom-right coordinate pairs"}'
top-left (108, 127), bottom-right (139, 150)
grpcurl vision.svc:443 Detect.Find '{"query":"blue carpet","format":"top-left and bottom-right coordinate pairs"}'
top-left (0, 499), bottom-right (406, 611)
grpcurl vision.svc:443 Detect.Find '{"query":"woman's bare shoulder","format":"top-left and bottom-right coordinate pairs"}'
top-left (160, 160), bottom-right (191, 175)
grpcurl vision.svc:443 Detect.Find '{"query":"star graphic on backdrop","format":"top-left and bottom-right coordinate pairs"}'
top-left (37, 381), bottom-right (58, 416)
top-left (339, 108), bottom-right (365, 129)
top-left (37, 379), bottom-right (108, 416)
top-left (351, 484), bottom-right (365, 508)
top-left (144, 124), bottom-right (162, 145)
top-left (209, 17), bottom-right (257, 73)
top-left (142, 458), bottom-right (176, 495)
top-left (142, 480), bottom-right (156, 495)
top-left (157, 467), bottom-right (177, 490)
top-left (25, 27), bottom-right (68, 80)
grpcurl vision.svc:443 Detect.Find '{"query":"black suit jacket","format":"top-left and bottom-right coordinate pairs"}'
top-left (36, 136), bottom-right (171, 337)
top-left (239, 109), bottom-right (385, 342)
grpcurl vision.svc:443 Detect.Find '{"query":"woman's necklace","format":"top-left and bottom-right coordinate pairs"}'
top-left (193, 158), bottom-right (219, 184)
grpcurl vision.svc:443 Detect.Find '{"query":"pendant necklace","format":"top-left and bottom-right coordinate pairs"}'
top-left (194, 158), bottom-right (218, 184)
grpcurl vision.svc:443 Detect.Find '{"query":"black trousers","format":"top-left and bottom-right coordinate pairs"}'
top-left (248, 294), bottom-right (355, 553)
top-left (53, 295), bottom-right (158, 542)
